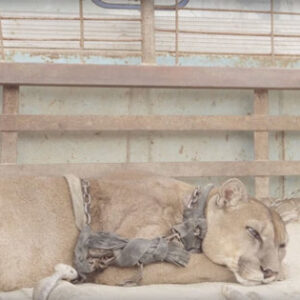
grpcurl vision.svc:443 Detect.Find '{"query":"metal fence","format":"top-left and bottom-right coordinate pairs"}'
top-left (0, 0), bottom-right (300, 61)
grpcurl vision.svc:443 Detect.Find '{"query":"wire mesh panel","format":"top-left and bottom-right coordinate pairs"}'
top-left (0, 0), bottom-right (300, 61)
top-left (0, 0), bottom-right (142, 58)
top-left (155, 0), bottom-right (300, 62)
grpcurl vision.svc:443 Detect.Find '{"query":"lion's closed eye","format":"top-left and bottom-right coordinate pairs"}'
top-left (246, 226), bottom-right (262, 242)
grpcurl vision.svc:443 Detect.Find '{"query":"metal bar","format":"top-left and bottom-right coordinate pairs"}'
top-left (254, 89), bottom-right (269, 199)
top-left (254, 91), bottom-right (269, 157)
top-left (156, 28), bottom-right (272, 37)
top-left (155, 28), bottom-right (300, 39)
top-left (156, 50), bottom-right (289, 57)
top-left (83, 17), bottom-right (141, 21)
top-left (79, 0), bottom-right (85, 50)
top-left (3, 38), bottom-right (81, 42)
top-left (0, 15), bottom-right (4, 60)
top-left (141, 0), bottom-right (156, 64)
top-left (1, 8), bottom-right (300, 17)
top-left (4, 46), bottom-right (300, 58)
top-left (2, 161), bottom-right (300, 178)
top-left (2, 63), bottom-right (300, 89)
top-left (3, 38), bottom-right (142, 42)
top-left (0, 16), bottom-right (142, 21)
top-left (1, 86), bottom-right (19, 163)
top-left (270, 0), bottom-right (275, 60)
top-left (280, 131), bottom-right (286, 198)
top-left (91, 0), bottom-right (189, 10)
top-left (85, 38), bottom-right (142, 42)
top-left (175, 0), bottom-right (179, 65)
top-left (140, 0), bottom-right (156, 164)
top-left (2, 115), bottom-right (300, 132)
top-left (126, 89), bottom-right (133, 163)
top-left (181, 7), bottom-right (300, 16)
top-left (3, 47), bottom-right (142, 53)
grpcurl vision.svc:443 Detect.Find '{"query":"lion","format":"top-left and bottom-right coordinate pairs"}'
top-left (0, 171), bottom-right (287, 291)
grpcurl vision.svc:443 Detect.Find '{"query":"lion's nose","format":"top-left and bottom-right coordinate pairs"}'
top-left (261, 266), bottom-right (277, 279)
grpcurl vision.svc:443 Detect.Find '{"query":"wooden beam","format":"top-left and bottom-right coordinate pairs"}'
top-left (2, 161), bottom-right (300, 178)
top-left (1, 63), bottom-right (300, 89)
top-left (1, 86), bottom-right (19, 163)
top-left (2, 115), bottom-right (300, 132)
top-left (254, 89), bottom-right (269, 199)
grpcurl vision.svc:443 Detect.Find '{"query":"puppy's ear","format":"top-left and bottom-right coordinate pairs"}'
top-left (216, 178), bottom-right (248, 208)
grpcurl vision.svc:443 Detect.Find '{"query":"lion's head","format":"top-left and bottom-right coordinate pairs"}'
top-left (202, 178), bottom-right (287, 286)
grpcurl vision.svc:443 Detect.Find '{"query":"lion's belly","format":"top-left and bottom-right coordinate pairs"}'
top-left (0, 177), bottom-right (78, 291)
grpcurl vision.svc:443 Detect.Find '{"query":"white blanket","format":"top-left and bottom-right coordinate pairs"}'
top-left (1, 222), bottom-right (300, 300)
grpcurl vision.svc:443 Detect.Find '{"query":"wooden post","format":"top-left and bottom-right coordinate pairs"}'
top-left (140, 0), bottom-right (156, 162)
top-left (254, 89), bottom-right (269, 199)
top-left (141, 0), bottom-right (156, 64)
top-left (1, 85), bottom-right (19, 163)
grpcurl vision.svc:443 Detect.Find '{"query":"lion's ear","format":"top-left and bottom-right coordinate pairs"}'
top-left (216, 178), bottom-right (248, 208)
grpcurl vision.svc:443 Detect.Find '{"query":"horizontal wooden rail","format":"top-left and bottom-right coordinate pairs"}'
top-left (1, 161), bottom-right (300, 178)
top-left (1, 115), bottom-right (300, 132)
top-left (1, 63), bottom-right (300, 89)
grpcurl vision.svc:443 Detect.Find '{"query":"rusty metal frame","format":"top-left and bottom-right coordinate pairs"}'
top-left (1, 1), bottom-right (300, 59)
top-left (163, 0), bottom-right (300, 60)
top-left (1, 63), bottom-right (300, 89)
top-left (2, 161), bottom-right (300, 178)
top-left (1, 114), bottom-right (300, 132)
top-left (0, 61), bottom-right (300, 200)
top-left (1, 0), bottom-right (300, 199)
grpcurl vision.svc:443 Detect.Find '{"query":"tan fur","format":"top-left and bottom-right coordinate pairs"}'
top-left (0, 177), bottom-right (78, 291)
top-left (202, 180), bottom-right (287, 285)
top-left (0, 172), bottom-right (286, 291)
